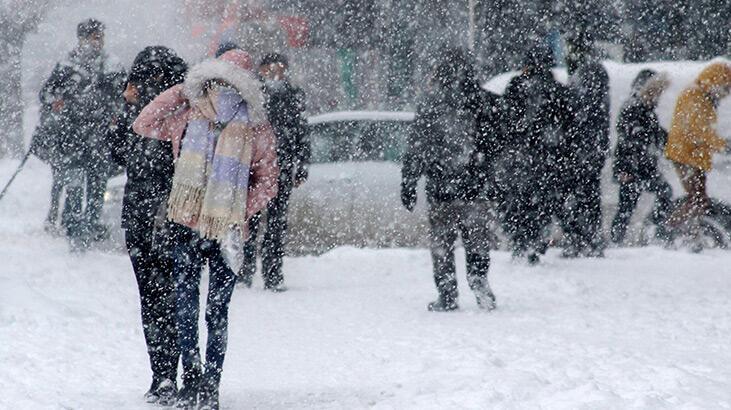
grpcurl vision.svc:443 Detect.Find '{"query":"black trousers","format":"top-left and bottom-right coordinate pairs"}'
top-left (428, 200), bottom-right (491, 304)
top-left (610, 176), bottom-right (672, 243)
top-left (85, 168), bottom-right (108, 227)
top-left (241, 173), bottom-right (294, 288)
top-left (125, 226), bottom-right (179, 383)
top-left (562, 168), bottom-right (604, 252)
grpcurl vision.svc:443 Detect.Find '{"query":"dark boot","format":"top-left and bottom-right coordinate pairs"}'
top-left (198, 380), bottom-right (220, 410)
top-left (427, 294), bottom-right (459, 312)
top-left (176, 368), bottom-right (201, 409)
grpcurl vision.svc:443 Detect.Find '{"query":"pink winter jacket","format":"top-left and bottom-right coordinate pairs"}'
top-left (133, 50), bottom-right (279, 222)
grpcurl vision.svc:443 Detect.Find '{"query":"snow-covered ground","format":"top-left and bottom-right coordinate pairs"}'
top-left (2, 158), bottom-right (731, 409)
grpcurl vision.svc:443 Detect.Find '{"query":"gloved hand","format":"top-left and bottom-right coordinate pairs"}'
top-left (401, 183), bottom-right (417, 212)
top-left (294, 166), bottom-right (309, 187)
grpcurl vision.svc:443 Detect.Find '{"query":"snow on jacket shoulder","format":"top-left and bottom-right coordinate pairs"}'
top-left (132, 50), bottom-right (279, 220)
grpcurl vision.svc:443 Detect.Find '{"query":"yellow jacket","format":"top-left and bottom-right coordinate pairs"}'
top-left (665, 62), bottom-right (731, 171)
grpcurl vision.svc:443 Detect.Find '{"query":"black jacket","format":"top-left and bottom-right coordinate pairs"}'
top-left (107, 46), bottom-right (186, 232)
top-left (568, 61), bottom-right (611, 172)
top-left (613, 99), bottom-right (667, 181)
top-left (33, 48), bottom-right (124, 172)
top-left (262, 80), bottom-right (310, 178)
top-left (500, 70), bottom-right (574, 190)
top-left (402, 85), bottom-right (500, 203)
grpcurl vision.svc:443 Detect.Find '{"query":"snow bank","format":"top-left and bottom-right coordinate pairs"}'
top-left (2, 159), bottom-right (731, 409)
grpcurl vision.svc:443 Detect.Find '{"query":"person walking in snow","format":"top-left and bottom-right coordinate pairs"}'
top-left (133, 49), bottom-right (279, 410)
top-left (239, 52), bottom-right (310, 291)
top-left (610, 69), bottom-right (673, 244)
top-left (562, 32), bottom-right (611, 258)
top-left (35, 18), bottom-right (124, 247)
top-left (401, 48), bottom-right (497, 312)
top-left (498, 44), bottom-right (574, 265)
top-left (106, 46), bottom-right (187, 405)
top-left (664, 62), bottom-right (731, 240)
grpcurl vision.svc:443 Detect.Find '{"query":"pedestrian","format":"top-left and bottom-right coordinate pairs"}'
top-left (31, 63), bottom-right (83, 237)
top-left (610, 69), bottom-right (673, 244)
top-left (664, 62), bottom-right (731, 240)
top-left (401, 48), bottom-right (497, 312)
top-left (239, 52), bottom-right (310, 291)
top-left (106, 46), bottom-right (187, 405)
top-left (498, 44), bottom-right (573, 264)
top-left (37, 18), bottom-right (124, 248)
top-left (563, 32), bottom-right (611, 257)
top-left (133, 49), bottom-right (279, 410)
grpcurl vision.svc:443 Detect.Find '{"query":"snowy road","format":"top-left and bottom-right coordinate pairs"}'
top-left (2, 160), bottom-right (731, 409)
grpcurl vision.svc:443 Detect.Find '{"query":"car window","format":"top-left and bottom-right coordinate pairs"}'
top-left (309, 120), bottom-right (411, 164)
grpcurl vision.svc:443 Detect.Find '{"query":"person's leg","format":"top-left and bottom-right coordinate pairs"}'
top-left (459, 201), bottom-right (496, 310)
top-left (84, 170), bottom-right (109, 236)
top-left (239, 212), bottom-right (262, 287)
top-left (647, 175), bottom-right (673, 227)
top-left (172, 225), bottom-right (204, 392)
top-left (200, 242), bottom-right (237, 405)
top-left (428, 201), bottom-right (459, 310)
top-left (584, 169), bottom-right (605, 254)
top-left (261, 178), bottom-right (293, 290)
top-left (610, 181), bottom-right (641, 244)
top-left (46, 168), bottom-right (63, 226)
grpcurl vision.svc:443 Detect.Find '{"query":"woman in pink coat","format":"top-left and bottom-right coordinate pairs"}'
top-left (133, 49), bottom-right (278, 409)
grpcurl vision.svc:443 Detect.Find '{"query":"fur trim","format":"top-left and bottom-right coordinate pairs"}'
top-left (183, 59), bottom-right (266, 123)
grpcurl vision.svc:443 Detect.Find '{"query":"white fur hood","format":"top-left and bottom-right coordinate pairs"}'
top-left (183, 59), bottom-right (267, 124)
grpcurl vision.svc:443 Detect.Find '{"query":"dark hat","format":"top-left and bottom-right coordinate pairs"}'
top-left (215, 42), bottom-right (240, 58)
top-left (77, 18), bottom-right (105, 38)
top-left (631, 69), bottom-right (657, 91)
top-left (128, 46), bottom-right (187, 89)
top-left (260, 52), bottom-right (289, 68)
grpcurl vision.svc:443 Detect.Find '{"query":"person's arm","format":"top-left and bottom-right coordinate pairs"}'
top-left (246, 123), bottom-right (280, 219)
top-left (687, 101), bottom-right (727, 153)
top-left (293, 87), bottom-right (311, 185)
top-left (401, 101), bottom-right (430, 211)
top-left (132, 84), bottom-right (188, 141)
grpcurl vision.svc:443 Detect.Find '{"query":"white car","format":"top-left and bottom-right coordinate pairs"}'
top-left (287, 111), bottom-right (429, 254)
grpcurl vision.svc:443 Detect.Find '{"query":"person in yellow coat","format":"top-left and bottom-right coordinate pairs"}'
top-left (665, 62), bottom-right (731, 228)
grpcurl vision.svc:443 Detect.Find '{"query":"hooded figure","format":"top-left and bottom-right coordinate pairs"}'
top-left (499, 43), bottom-right (573, 264)
top-left (562, 32), bottom-right (611, 257)
top-left (133, 49), bottom-right (278, 409)
top-left (401, 48), bottom-right (498, 312)
top-left (610, 69), bottom-right (673, 244)
top-left (665, 62), bottom-right (731, 231)
top-left (106, 46), bottom-right (187, 406)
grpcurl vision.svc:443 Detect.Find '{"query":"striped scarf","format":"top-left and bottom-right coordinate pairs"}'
top-left (167, 87), bottom-right (253, 241)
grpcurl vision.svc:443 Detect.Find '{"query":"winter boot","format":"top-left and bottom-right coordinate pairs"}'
top-left (474, 286), bottom-right (497, 311)
top-left (427, 294), bottom-right (458, 312)
top-left (144, 377), bottom-right (162, 404)
top-left (198, 380), bottom-right (220, 410)
top-left (156, 379), bottom-right (178, 407)
top-left (176, 369), bottom-right (201, 409)
top-left (236, 273), bottom-right (253, 288)
top-left (526, 252), bottom-right (540, 266)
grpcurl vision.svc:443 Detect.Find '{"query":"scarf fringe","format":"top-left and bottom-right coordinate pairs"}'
top-left (167, 184), bottom-right (205, 225)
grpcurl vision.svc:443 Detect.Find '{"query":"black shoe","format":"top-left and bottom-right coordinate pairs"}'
top-left (264, 283), bottom-right (288, 293)
top-left (144, 379), bottom-right (161, 404)
top-left (175, 378), bottom-right (200, 409)
top-left (237, 273), bottom-right (253, 288)
top-left (156, 379), bottom-right (178, 407)
top-left (474, 286), bottom-right (497, 311)
top-left (198, 382), bottom-right (220, 410)
top-left (527, 252), bottom-right (540, 265)
top-left (427, 297), bottom-right (458, 312)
